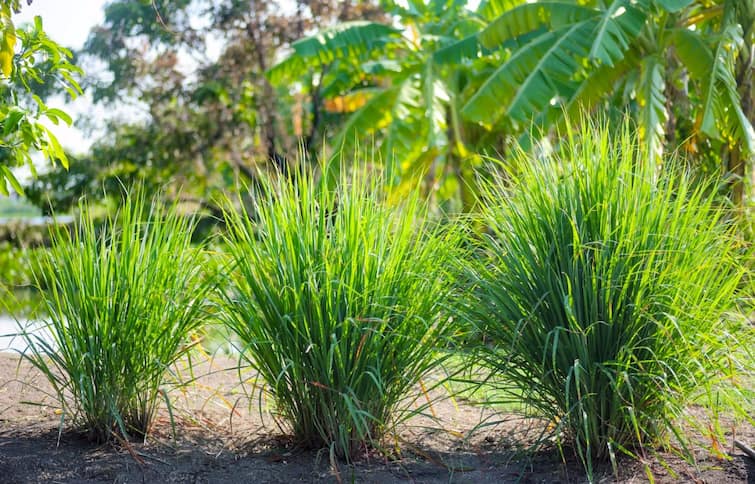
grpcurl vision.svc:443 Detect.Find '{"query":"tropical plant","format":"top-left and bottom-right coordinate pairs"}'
top-left (465, 0), bottom-right (755, 203)
top-left (219, 160), bottom-right (463, 459)
top-left (269, 0), bottom-right (755, 208)
top-left (0, 0), bottom-right (82, 194)
top-left (22, 190), bottom-right (214, 442)
top-left (268, 1), bottom-right (494, 210)
top-left (464, 118), bottom-right (751, 478)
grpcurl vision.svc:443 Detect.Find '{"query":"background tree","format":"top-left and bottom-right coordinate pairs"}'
top-left (27, 0), bottom-right (386, 214)
top-left (463, 0), bottom-right (755, 206)
top-left (269, 0), bottom-right (499, 211)
top-left (25, 0), bottom-right (755, 214)
top-left (270, 0), bottom-right (755, 210)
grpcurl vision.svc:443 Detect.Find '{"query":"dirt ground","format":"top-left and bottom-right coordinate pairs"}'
top-left (0, 352), bottom-right (753, 484)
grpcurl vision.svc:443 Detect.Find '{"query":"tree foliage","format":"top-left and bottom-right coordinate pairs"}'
top-left (0, 0), bottom-right (82, 195)
top-left (27, 0), bottom-right (385, 214)
top-left (24, 0), bottom-right (755, 211)
top-left (468, 0), bottom-right (755, 201)
top-left (272, 0), bottom-right (755, 206)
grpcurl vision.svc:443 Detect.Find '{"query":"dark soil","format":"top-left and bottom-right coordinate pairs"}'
top-left (1, 352), bottom-right (753, 483)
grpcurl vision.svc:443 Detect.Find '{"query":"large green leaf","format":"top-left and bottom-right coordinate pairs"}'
top-left (267, 22), bottom-right (400, 83)
top-left (588, 0), bottom-right (647, 66)
top-left (637, 55), bottom-right (667, 165)
top-left (291, 21), bottom-right (400, 61)
top-left (464, 31), bottom-right (556, 125)
top-left (464, 20), bottom-right (595, 126)
top-left (672, 28), bottom-right (711, 80)
top-left (674, 26), bottom-right (755, 153)
top-left (515, 49), bottom-right (633, 150)
top-left (544, 58), bottom-right (633, 132)
top-left (479, 2), bottom-right (597, 49)
top-left (423, 60), bottom-right (449, 150)
top-left (433, 34), bottom-right (482, 64)
top-left (701, 24), bottom-right (753, 152)
top-left (507, 21), bottom-right (596, 123)
top-left (267, 55), bottom-right (305, 84)
top-left (654, 0), bottom-right (694, 13)
top-left (477, 0), bottom-right (527, 21)
top-left (382, 77), bottom-right (426, 165)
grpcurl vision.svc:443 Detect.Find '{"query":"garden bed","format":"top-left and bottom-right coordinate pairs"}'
top-left (1, 352), bottom-right (752, 483)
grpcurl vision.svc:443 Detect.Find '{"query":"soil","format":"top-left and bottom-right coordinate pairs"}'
top-left (0, 352), bottom-right (753, 484)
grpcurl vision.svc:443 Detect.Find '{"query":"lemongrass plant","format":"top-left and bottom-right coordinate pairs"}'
top-left (219, 162), bottom-right (463, 459)
top-left (464, 118), bottom-right (752, 477)
top-left (23, 190), bottom-right (215, 442)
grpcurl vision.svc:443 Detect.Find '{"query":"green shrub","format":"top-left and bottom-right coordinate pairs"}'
top-left (0, 242), bottom-right (36, 288)
top-left (220, 163), bottom-right (462, 459)
top-left (22, 190), bottom-right (215, 442)
top-left (465, 119), bottom-right (751, 476)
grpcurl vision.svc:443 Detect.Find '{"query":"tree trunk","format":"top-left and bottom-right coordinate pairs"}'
top-left (246, 5), bottom-right (287, 173)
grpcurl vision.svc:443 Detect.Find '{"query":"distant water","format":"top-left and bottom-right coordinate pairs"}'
top-left (0, 314), bottom-right (53, 353)
top-left (0, 314), bottom-right (236, 355)
top-left (0, 215), bottom-right (74, 226)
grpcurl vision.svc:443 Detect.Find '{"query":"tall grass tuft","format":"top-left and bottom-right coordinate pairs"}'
top-left (465, 119), bottom-right (752, 476)
top-left (219, 162), bottom-right (462, 459)
top-left (23, 190), bottom-right (214, 443)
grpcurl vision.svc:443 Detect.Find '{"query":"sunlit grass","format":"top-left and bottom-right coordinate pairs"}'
top-left (219, 162), bottom-right (464, 459)
top-left (462, 118), bottom-right (753, 478)
top-left (22, 190), bottom-right (216, 442)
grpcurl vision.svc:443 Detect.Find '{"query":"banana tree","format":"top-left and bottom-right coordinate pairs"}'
top-left (268, 0), bottom-right (492, 210)
top-left (465, 0), bottom-right (755, 204)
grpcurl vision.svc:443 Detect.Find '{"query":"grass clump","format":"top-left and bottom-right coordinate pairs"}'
top-left (23, 190), bottom-right (214, 443)
top-left (220, 163), bottom-right (462, 459)
top-left (465, 119), bottom-right (751, 476)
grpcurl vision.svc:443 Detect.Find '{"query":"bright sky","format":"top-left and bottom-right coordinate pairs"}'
top-left (15, 0), bottom-right (107, 155)
top-left (12, 1), bottom-right (483, 160)
top-left (15, 0), bottom-right (105, 50)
